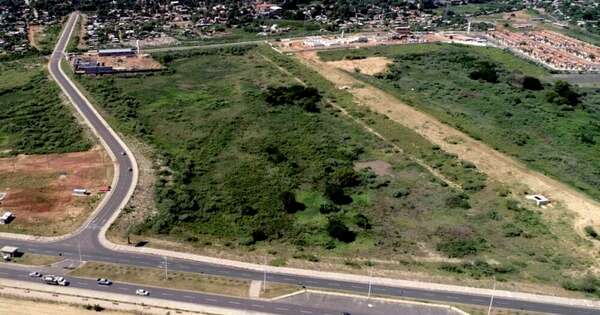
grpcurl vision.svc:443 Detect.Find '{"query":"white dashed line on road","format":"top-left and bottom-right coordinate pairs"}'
top-left (228, 301), bottom-right (241, 305)
top-left (300, 311), bottom-right (313, 314)
top-left (206, 298), bottom-right (217, 302)
top-left (275, 307), bottom-right (289, 311)
top-left (251, 304), bottom-right (264, 308)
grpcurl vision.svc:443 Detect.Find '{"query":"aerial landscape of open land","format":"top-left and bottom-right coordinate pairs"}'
top-left (0, 53), bottom-right (112, 235)
top-left (67, 42), bottom-right (599, 297)
top-left (2, 0), bottom-right (600, 314)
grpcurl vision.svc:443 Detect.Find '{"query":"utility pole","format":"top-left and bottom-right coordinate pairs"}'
top-left (367, 268), bottom-right (373, 308)
top-left (262, 256), bottom-right (267, 293)
top-left (487, 277), bottom-right (496, 315)
top-left (78, 241), bottom-right (82, 263)
top-left (164, 256), bottom-right (168, 281)
top-left (367, 268), bottom-right (373, 298)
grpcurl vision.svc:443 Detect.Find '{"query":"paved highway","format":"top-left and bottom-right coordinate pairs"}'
top-left (0, 264), bottom-right (360, 315)
top-left (0, 12), bottom-right (599, 315)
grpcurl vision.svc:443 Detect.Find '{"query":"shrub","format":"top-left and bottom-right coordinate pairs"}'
top-left (522, 76), bottom-right (543, 90)
top-left (393, 187), bottom-right (411, 198)
top-left (445, 194), bottom-right (471, 209)
top-left (546, 80), bottom-right (580, 106)
top-left (562, 275), bottom-right (600, 296)
top-left (585, 226), bottom-right (599, 240)
top-left (327, 216), bottom-right (356, 243)
top-left (436, 225), bottom-right (486, 257)
top-left (331, 167), bottom-right (361, 187)
top-left (281, 191), bottom-right (305, 213)
top-left (324, 181), bottom-right (351, 204)
top-left (319, 202), bottom-right (341, 214)
top-left (469, 61), bottom-right (498, 83)
top-left (264, 85), bottom-right (322, 112)
top-left (437, 237), bottom-right (487, 258)
top-left (354, 213), bottom-right (372, 230)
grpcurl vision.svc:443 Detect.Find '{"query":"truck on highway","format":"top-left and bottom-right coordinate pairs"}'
top-left (43, 275), bottom-right (69, 286)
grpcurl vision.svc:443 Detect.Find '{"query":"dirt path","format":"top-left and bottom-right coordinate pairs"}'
top-left (295, 50), bottom-right (600, 240)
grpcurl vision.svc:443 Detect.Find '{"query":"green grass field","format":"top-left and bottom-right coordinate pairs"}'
top-left (318, 44), bottom-right (600, 202)
top-left (0, 57), bottom-right (91, 155)
top-left (72, 45), bottom-right (599, 293)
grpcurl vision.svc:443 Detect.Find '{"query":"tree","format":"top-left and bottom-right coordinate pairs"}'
top-left (327, 216), bottom-right (356, 243)
top-left (469, 61), bottom-right (498, 83)
top-left (522, 76), bottom-right (543, 90)
top-left (547, 80), bottom-right (580, 106)
top-left (281, 191), bottom-right (305, 213)
top-left (354, 213), bottom-right (371, 230)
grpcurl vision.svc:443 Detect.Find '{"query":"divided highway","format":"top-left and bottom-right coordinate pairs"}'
top-left (0, 12), bottom-right (599, 315)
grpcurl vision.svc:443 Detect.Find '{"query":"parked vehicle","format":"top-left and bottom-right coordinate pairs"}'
top-left (29, 271), bottom-right (42, 277)
top-left (135, 289), bottom-right (149, 296)
top-left (96, 278), bottom-right (112, 285)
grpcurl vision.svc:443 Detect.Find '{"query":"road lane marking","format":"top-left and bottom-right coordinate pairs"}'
top-left (251, 304), bottom-right (264, 308)
top-left (228, 301), bottom-right (241, 305)
top-left (162, 293), bottom-right (173, 296)
top-left (275, 307), bottom-right (288, 311)
top-left (184, 295), bottom-right (194, 299)
top-left (300, 311), bottom-right (313, 314)
top-left (206, 298), bottom-right (217, 302)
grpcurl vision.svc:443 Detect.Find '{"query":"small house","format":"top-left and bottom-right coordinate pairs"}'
top-left (526, 194), bottom-right (550, 207)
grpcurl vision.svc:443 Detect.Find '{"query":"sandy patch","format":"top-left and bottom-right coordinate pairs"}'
top-left (327, 57), bottom-right (392, 76)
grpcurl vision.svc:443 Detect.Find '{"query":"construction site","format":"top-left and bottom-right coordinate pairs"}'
top-left (68, 45), bottom-right (162, 75)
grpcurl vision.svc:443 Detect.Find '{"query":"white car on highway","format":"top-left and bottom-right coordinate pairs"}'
top-left (136, 289), bottom-right (149, 296)
top-left (96, 278), bottom-right (112, 285)
top-left (29, 271), bottom-right (42, 277)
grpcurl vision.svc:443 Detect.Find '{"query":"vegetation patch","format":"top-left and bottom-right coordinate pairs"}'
top-left (75, 46), bottom-right (593, 289)
top-left (319, 44), bottom-right (600, 201)
top-left (0, 57), bottom-right (91, 155)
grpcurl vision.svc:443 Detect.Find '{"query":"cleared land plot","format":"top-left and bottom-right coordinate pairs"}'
top-left (95, 54), bottom-right (162, 71)
top-left (0, 147), bottom-right (112, 235)
top-left (326, 57), bottom-right (392, 76)
top-left (73, 45), bottom-right (599, 297)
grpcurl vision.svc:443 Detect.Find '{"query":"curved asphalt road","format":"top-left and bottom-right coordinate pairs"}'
top-left (0, 12), bottom-right (599, 315)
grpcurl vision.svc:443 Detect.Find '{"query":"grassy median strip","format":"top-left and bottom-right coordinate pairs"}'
top-left (11, 253), bottom-right (63, 266)
top-left (69, 262), bottom-right (299, 298)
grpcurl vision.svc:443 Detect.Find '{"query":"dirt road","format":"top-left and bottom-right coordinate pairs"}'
top-left (295, 51), bottom-right (600, 238)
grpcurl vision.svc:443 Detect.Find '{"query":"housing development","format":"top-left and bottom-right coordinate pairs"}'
top-left (1, 1), bottom-right (600, 315)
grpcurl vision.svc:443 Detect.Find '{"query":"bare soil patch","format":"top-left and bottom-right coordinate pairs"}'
top-left (327, 57), bottom-right (392, 76)
top-left (295, 50), bottom-right (600, 244)
top-left (0, 146), bottom-right (113, 235)
top-left (27, 25), bottom-right (42, 50)
top-left (354, 160), bottom-right (393, 176)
